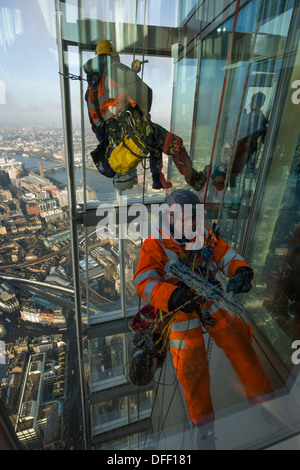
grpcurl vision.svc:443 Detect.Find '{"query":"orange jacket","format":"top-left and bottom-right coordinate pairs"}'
top-left (86, 61), bottom-right (152, 125)
top-left (134, 227), bottom-right (252, 313)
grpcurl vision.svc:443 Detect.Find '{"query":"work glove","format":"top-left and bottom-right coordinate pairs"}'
top-left (227, 267), bottom-right (253, 294)
top-left (168, 288), bottom-right (203, 314)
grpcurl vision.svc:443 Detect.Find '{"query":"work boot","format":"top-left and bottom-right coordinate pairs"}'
top-left (150, 157), bottom-right (172, 190)
top-left (192, 421), bottom-right (216, 450)
top-left (188, 168), bottom-right (207, 192)
top-left (152, 178), bottom-right (163, 190)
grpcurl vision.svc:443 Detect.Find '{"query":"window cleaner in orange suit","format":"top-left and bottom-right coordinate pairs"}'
top-left (133, 189), bottom-right (271, 426)
top-left (83, 40), bottom-right (207, 191)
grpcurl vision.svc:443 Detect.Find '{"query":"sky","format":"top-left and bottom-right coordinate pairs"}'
top-left (0, 0), bottom-right (62, 126)
top-left (0, 0), bottom-right (177, 128)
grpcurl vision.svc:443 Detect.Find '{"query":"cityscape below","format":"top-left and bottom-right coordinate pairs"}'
top-left (0, 124), bottom-right (145, 449)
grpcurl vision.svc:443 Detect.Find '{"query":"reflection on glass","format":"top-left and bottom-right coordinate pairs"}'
top-left (190, 0), bottom-right (295, 245)
top-left (92, 390), bottom-right (152, 434)
top-left (90, 334), bottom-right (125, 384)
top-left (246, 128), bottom-right (300, 369)
top-left (2, 0), bottom-right (297, 451)
top-left (80, 227), bottom-right (121, 318)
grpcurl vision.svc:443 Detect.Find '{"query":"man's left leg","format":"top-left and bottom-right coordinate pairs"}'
top-left (206, 307), bottom-right (271, 400)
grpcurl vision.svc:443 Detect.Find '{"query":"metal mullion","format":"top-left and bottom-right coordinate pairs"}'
top-left (56, 0), bottom-right (88, 450)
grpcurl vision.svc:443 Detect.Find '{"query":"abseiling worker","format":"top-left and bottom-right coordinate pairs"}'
top-left (133, 189), bottom-right (271, 426)
top-left (83, 40), bottom-right (207, 192)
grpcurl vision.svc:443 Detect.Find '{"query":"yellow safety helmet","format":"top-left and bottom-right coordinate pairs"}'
top-left (95, 40), bottom-right (118, 57)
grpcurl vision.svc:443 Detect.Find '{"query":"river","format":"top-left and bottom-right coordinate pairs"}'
top-left (6, 152), bottom-right (116, 203)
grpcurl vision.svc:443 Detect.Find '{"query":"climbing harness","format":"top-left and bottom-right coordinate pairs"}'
top-left (127, 304), bottom-right (168, 387)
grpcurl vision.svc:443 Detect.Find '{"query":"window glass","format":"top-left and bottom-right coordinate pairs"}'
top-left (244, 27), bottom-right (300, 368)
top-left (78, 52), bottom-right (175, 205)
top-left (191, 0), bottom-right (295, 250)
top-left (91, 390), bottom-right (152, 436)
top-left (0, 0), bottom-right (83, 450)
top-left (90, 334), bottom-right (127, 390)
top-left (2, 0), bottom-right (300, 452)
top-left (170, 56), bottom-right (198, 189)
top-left (181, 0), bottom-right (298, 370)
top-left (178, 0), bottom-right (198, 24)
top-left (81, 226), bottom-right (122, 321)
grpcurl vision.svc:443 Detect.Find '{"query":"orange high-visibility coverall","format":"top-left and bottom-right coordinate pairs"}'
top-left (133, 227), bottom-right (271, 425)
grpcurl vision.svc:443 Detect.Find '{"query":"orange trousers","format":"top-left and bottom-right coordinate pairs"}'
top-left (168, 304), bottom-right (271, 425)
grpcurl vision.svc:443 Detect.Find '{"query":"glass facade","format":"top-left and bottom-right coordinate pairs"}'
top-left (0, 0), bottom-right (299, 451)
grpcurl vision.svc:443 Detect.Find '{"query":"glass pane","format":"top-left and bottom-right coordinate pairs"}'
top-left (178, 0), bottom-right (198, 23)
top-left (79, 52), bottom-right (175, 205)
top-left (90, 334), bottom-right (126, 390)
top-left (191, 0), bottom-right (295, 249)
top-left (91, 390), bottom-right (152, 435)
top-left (3, 0), bottom-right (299, 452)
top-left (81, 225), bottom-right (122, 320)
top-left (0, 0), bottom-right (84, 450)
top-left (244, 22), bottom-right (300, 368)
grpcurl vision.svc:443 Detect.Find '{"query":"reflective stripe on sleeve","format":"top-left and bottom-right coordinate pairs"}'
top-left (171, 318), bottom-right (202, 332)
top-left (169, 339), bottom-right (187, 349)
top-left (143, 279), bottom-right (161, 303)
top-left (164, 248), bottom-right (179, 262)
top-left (201, 303), bottom-right (219, 316)
top-left (134, 269), bottom-right (162, 287)
top-left (218, 248), bottom-right (245, 276)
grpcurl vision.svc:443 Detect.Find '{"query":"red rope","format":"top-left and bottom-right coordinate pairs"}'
top-left (203, 0), bottom-right (241, 204)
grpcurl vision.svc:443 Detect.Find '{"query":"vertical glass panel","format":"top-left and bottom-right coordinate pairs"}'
top-left (91, 390), bottom-right (152, 436)
top-left (90, 334), bottom-right (127, 390)
top-left (191, 0), bottom-right (295, 249)
top-left (170, 55), bottom-right (198, 189)
top-left (178, 0), bottom-right (198, 24)
top-left (0, 0), bottom-right (82, 450)
top-left (82, 225), bottom-right (121, 320)
top-left (244, 10), bottom-right (300, 368)
top-left (79, 52), bottom-right (175, 205)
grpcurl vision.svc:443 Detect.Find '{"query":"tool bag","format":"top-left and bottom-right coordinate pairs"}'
top-left (130, 304), bottom-right (157, 332)
top-left (90, 142), bottom-right (116, 178)
top-left (109, 129), bottom-right (148, 174)
top-left (128, 304), bottom-right (167, 386)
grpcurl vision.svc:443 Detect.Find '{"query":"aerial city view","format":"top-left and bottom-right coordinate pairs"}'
top-left (0, 124), bottom-right (145, 449)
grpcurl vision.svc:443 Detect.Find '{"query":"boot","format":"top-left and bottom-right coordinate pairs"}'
top-left (187, 168), bottom-right (208, 192)
top-left (192, 420), bottom-right (216, 450)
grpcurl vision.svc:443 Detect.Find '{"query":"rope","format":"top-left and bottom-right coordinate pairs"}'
top-left (216, 0), bottom-right (265, 224)
top-left (203, 0), bottom-right (241, 205)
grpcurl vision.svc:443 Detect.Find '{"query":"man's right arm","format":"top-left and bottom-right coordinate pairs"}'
top-left (133, 238), bottom-right (178, 313)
